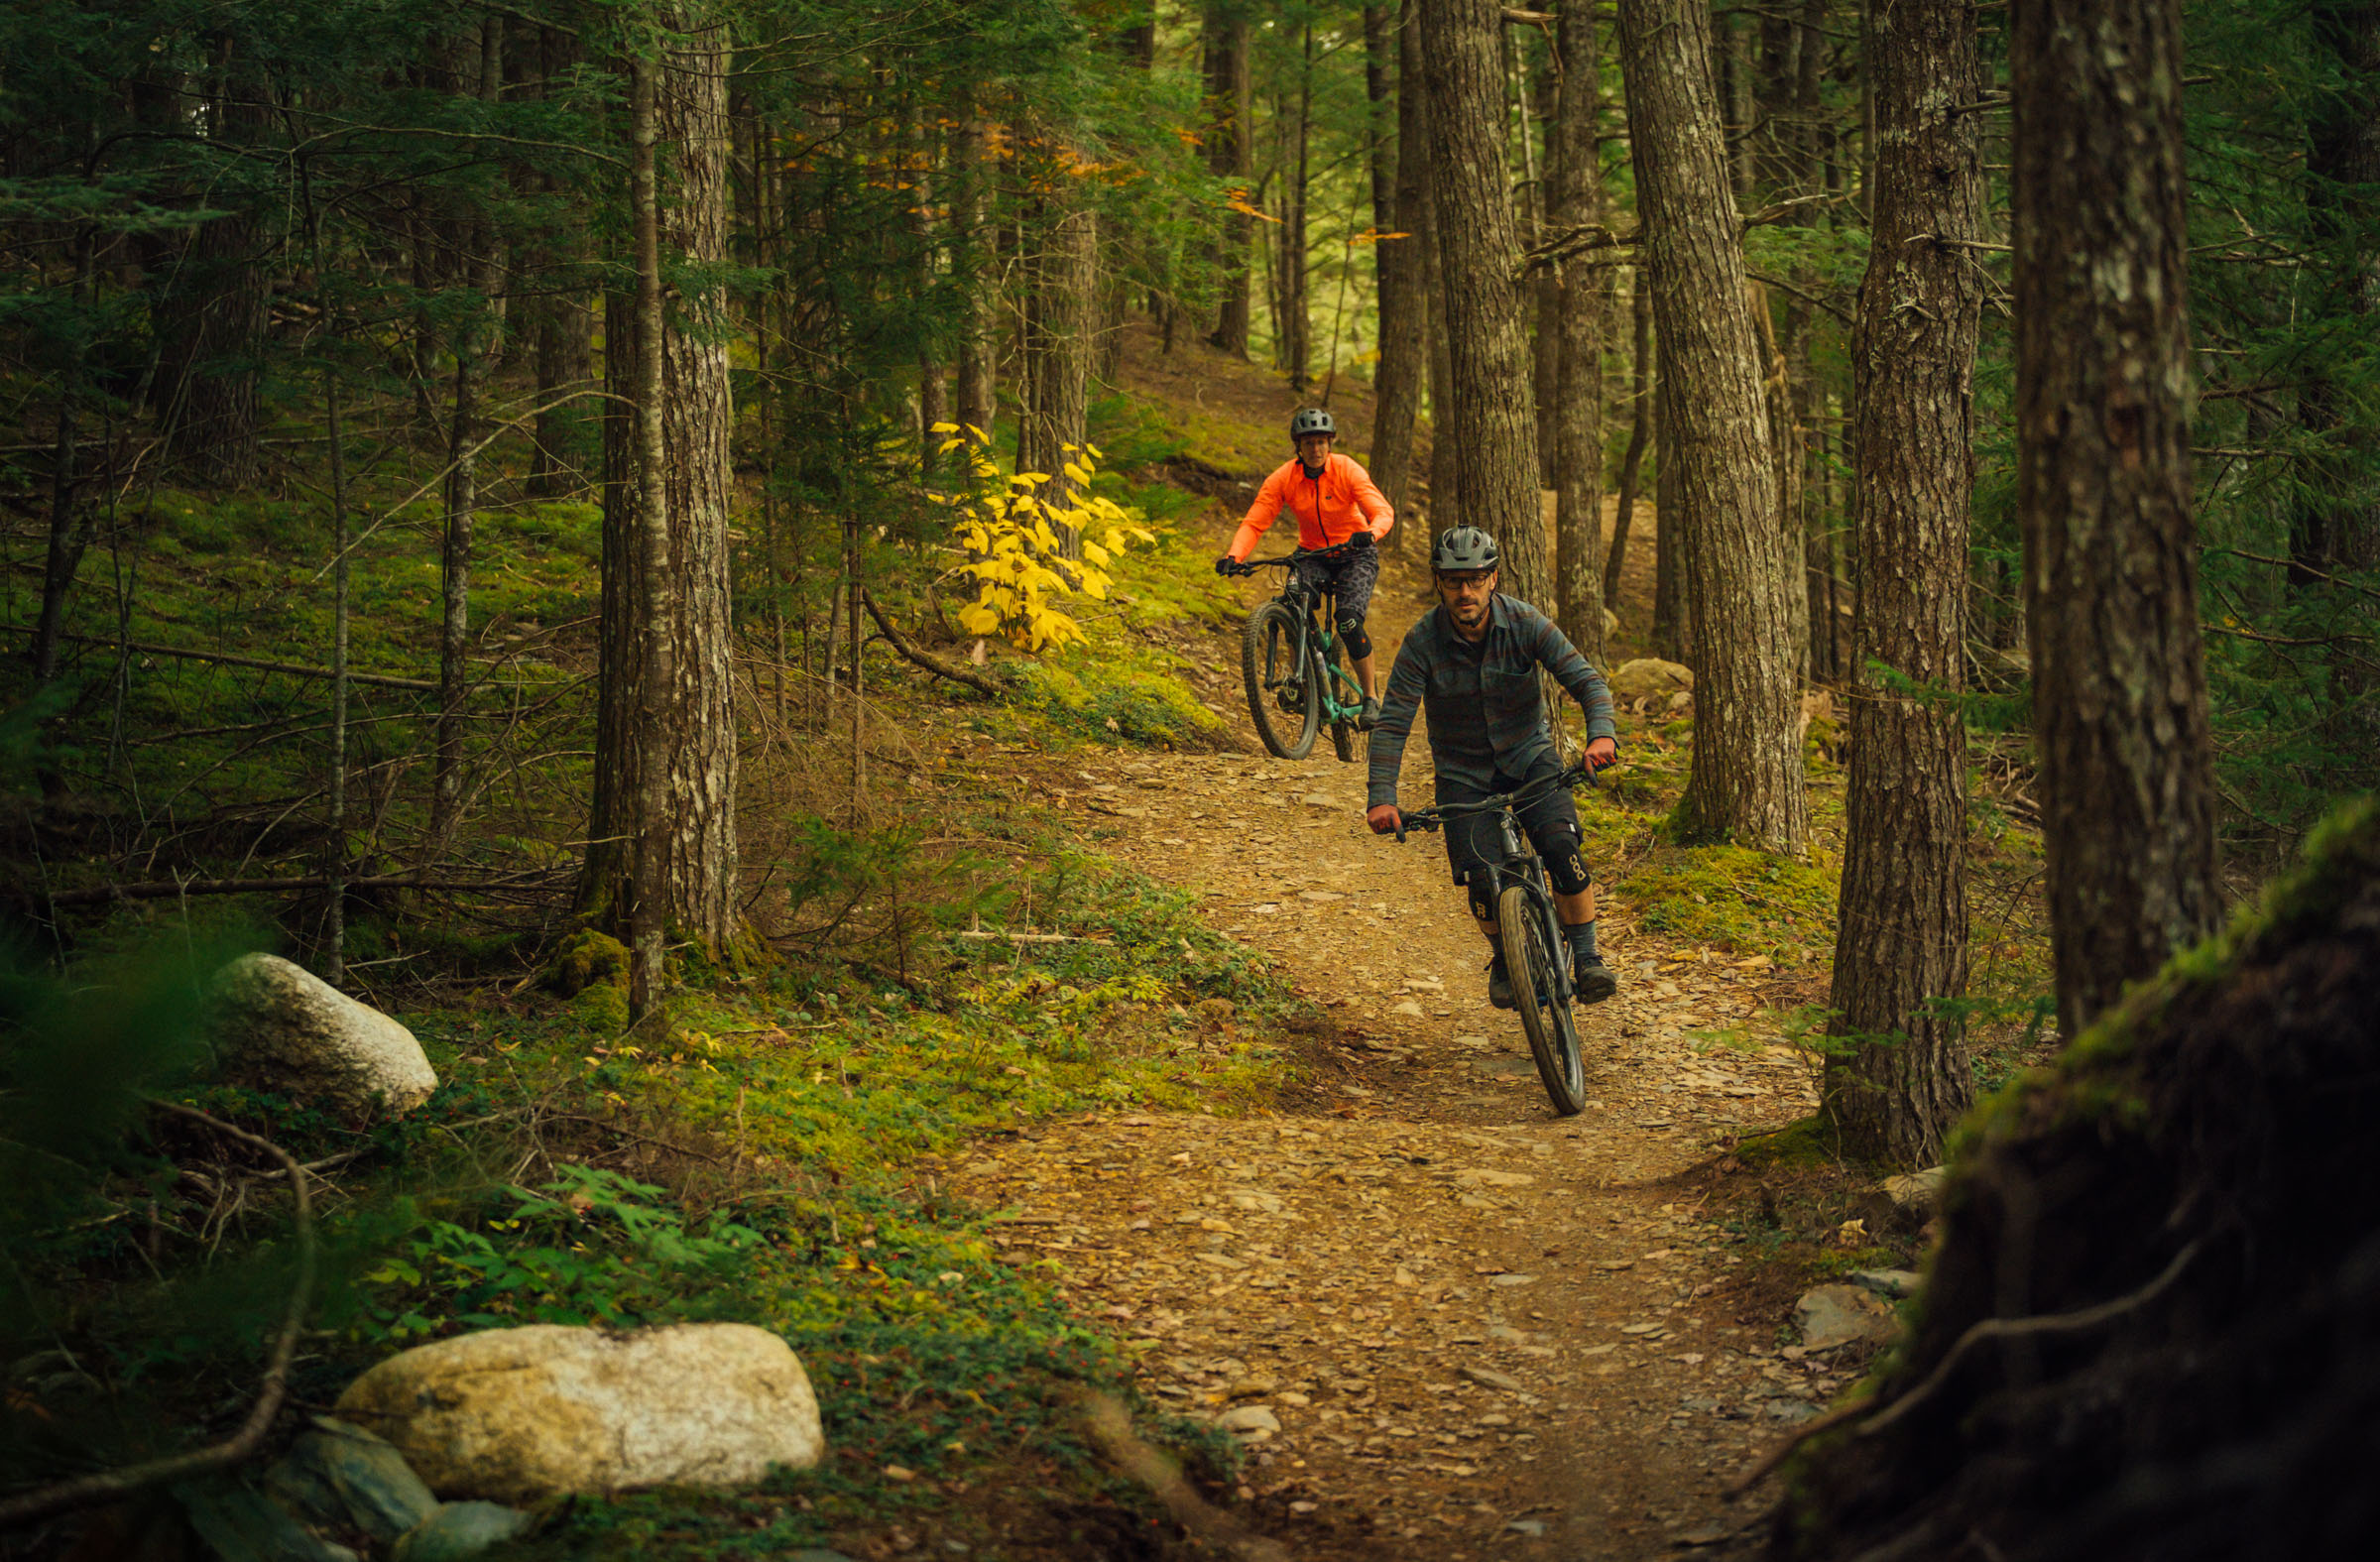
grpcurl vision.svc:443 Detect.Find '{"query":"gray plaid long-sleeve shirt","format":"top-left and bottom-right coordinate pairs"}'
top-left (1367, 594), bottom-right (1617, 809)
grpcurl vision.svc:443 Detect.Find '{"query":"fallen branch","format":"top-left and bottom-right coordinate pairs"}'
top-left (33, 870), bottom-right (571, 908)
top-left (859, 589), bottom-right (1006, 699)
top-left (1074, 1388), bottom-right (1290, 1562)
top-left (955, 928), bottom-right (1110, 945)
top-left (0, 1103), bottom-right (315, 1531)
top-left (0, 625), bottom-right (436, 691)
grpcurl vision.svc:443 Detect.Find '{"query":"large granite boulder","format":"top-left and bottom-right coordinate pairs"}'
top-left (211, 954), bottom-right (436, 1120)
top-left (334, 1324), bottom-right (824, 1502)
top-left (1606, 658), bottom-right (1695, 702)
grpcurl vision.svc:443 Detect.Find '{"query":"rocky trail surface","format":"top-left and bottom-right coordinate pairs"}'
top-left (939, 526), bottom-right (1848, 1560)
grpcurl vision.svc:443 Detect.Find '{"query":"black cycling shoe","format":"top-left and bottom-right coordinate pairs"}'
top-left (1573, 952), bottom-right (1617, 1005)
top-left (1487, 953), bottom-right (1516, 1011)
top-left (1358, 695), bottom-right (1382, 731)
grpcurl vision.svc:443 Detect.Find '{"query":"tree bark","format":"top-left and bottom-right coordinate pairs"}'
top-left (1619, 0), bottom-right (1804, 852)
top-left (2013, 0), bottom-right (2222, 1039)
top-left (1651, 345), bottom-right (1686, 661)
top-left (1421, 0), bottom-right (1547, 606)
top-left (1369, 0), bottom-right (1431, 538)
top-left (1204, 10), bottom-right (1253, 357)
top-left (584, 20), bottom-right (742, 979)
top-left (1548, 0), bottom-right (1606, 658)
top-left (1825, 0), bottom-right (1983, 1166)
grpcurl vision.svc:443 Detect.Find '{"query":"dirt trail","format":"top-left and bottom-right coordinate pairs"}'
top-left (943, 377), bottom-right (1835, 1557)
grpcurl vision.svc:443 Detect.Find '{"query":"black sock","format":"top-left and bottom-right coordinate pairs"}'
top-left (1568, 919), bottom-right (1599, 958)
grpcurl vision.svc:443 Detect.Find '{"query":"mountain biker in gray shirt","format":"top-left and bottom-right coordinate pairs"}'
top-left (1365, 526), bottom-right (1621, 1009)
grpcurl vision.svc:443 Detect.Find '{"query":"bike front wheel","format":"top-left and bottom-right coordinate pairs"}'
top-left (1242, 602), bottom-right (1320, 759)
top-left (1319, 643), bottom-right (1362, 764)
top-left (1498, 884), bottom-right (1588, 1117)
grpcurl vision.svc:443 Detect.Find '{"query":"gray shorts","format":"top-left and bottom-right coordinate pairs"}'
top-left (1289, 545), bottom-right (1380, 624)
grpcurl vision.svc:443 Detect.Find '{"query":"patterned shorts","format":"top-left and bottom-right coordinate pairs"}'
top-left (1289, 545), bottom-right (1381, 624)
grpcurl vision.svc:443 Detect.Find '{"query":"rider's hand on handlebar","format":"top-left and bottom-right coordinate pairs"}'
top-left (1346, 530), bottom-right (1374, 550)
top-left (1367, 803), bottom-right (1401, 835)
top-left (1213, 554), bottom-right (1242, 576)
top-left (1585, 736), bottom-right (1619, 772)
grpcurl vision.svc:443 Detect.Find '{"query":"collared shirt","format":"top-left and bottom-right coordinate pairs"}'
top-left (1367, 594), bottom-right (1617, 808)
top-left (1226, 453), bottom-right (1395, 559)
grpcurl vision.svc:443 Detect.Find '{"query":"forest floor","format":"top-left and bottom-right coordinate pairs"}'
top-left (892, 322), bottom-right (1896, 1561)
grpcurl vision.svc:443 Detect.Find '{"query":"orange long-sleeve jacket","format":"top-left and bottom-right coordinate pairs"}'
top-left (1225, 453), bottom-right (1395, 560)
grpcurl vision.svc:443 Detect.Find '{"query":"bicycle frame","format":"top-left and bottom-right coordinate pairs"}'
top-left (1273, 574), bottom-right (1367, 724)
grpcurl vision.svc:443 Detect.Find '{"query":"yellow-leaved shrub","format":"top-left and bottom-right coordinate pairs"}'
top-left (932, 423), bottom-right (1154, 653)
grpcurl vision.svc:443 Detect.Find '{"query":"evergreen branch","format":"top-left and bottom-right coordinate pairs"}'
top-left (0, 1105), bottom-right (316, 1532)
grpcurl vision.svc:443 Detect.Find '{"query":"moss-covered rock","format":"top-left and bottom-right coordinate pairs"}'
top-left (1776, 796), bottom-right (2380, 1561)
top-left (543, 929), bottom-right (628, 1000)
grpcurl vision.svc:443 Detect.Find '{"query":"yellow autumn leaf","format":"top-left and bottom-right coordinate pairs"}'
top-left (1081, 541), bottom-right (1110, 567)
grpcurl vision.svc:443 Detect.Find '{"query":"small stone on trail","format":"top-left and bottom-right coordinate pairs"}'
top-left (1216, 1404), bottom-right (1280, 1435)
top-left (1391, 1001), bottom-right (1425, 1018)
top-left (1794, 1284), bottom-right (1900, 1351)
top-left (1505, 1519), bottom-right (1548, 1537)
top-left (1458, 1366), bottom-right (1524, 1391)
top-left (1489, 1273), bottom-right (1539, 1287)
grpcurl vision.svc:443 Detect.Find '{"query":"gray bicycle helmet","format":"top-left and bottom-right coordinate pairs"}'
top-left (1432, 525), bottom-right (1499, 573)
top-left (1288, 407), bottom-right (1337, 440)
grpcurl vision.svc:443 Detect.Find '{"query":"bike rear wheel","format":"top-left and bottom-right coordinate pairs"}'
top-left (1242, 602), bottom-right (1320, 759)
top-left (1498, 884), bottom-right (1588, 1117)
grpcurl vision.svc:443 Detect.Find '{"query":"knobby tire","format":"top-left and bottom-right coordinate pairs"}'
top-left (1498, 885), bottom-right (1587, 1116)
top-left (1242, 602), bottom-right (1319, 759)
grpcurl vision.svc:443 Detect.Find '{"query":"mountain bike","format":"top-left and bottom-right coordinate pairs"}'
top-left (1392, 761), bottom-right (1601, 1117)
top-left (1226, 539), bottom-right (1368, 763)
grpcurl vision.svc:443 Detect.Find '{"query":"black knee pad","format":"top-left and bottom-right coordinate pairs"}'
top-left (1337, 615), bottom-right (1371, 660)
top-left (1464, 869), bottom-right (1498, 922)
top-left (1542, 822), bottom-right (1593, 895)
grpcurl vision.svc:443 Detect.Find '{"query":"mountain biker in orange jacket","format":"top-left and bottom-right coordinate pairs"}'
top-left (1214, 408), bottom-right (1395, 728)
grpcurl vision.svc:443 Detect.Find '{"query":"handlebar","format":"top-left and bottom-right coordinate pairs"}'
top-left (1389, 759), bottom-right (1602, 843)
top-left (1225, 537), bottom-right (1368, 576)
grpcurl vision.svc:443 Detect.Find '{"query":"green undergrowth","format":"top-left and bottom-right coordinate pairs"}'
top-left (6, 840), bottom-right (1292, 1556)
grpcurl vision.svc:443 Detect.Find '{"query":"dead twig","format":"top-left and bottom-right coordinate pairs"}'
top-left (859, 588), bottom-right (1006, 699)
top-left (0, 1103), bottom-right (315, 1531)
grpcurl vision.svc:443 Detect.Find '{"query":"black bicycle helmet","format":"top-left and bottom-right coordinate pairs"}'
top-left (1432, 526), bottom-right (1499, 573)
top-left (1288, 407), bottom-right (1337, 440)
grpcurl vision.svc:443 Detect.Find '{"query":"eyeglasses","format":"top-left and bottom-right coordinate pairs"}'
top-left (1436, 572), bottom-right (1494, 589)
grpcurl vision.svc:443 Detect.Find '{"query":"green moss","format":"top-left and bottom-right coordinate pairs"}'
top-left (1622, 844), bottom-right (1839, 966)
top-left (1735, 1114), bottom-right (1844, 1169)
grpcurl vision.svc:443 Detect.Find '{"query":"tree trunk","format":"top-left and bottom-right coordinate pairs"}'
top-left (431, 20), bottom-right (506, 850)
top-left (1204, 10), bottom-right (1253, 357)
top-left (1605, 271), bottom-right (1653, 606)
top-left (1278, 30), bottom-right (1314, 390)
top-left (1421, 0), bottom-right (1547, 605)
top-left (913, 118), bottom-right (946, 482)
top-left (952, 113), bottom-right (998, 437)
top-left (1369, 0), bottom-right (1430, 538)
top-left (1020, 198), bottom-right (1097, 540)
top-left (526, 25), bottom-right (593, 499)
top-left (584, 19), bottom-right (741, 981)
top-left (1424, 132), bottom-right (1457, 527)
top-left (1619, 0), bottom-right (1804, 852)
top-left (1651, 347), bottom-right (1686, 661)
top-left (1548, 0), bottom-right (1606, 658)
top-left (2014, 0), bottom-right (2222, 1039)
top-left (1824, 0), bottom-right (1984, 1167)
top-left (1531, 47), bottom-right (1561, 491)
